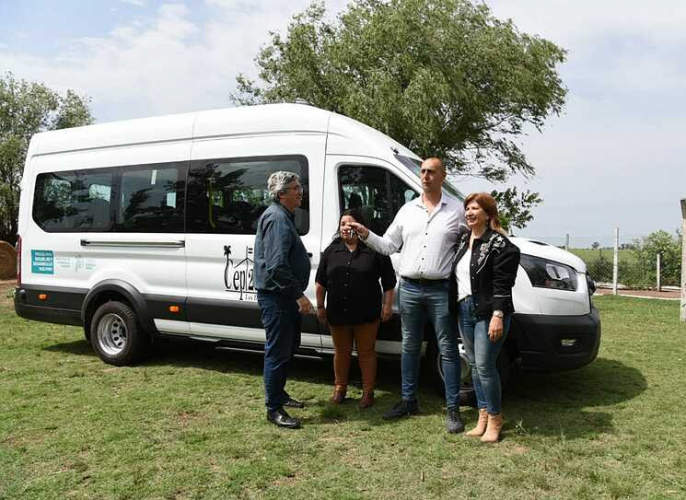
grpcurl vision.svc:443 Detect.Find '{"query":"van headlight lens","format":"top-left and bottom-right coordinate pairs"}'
top-left (520, 255), bottom-right (578, 291)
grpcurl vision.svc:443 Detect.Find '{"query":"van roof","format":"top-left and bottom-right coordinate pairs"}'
top-left (29, 103), bottom-right (420, 165)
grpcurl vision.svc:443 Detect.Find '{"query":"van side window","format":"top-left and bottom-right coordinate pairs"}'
top-left (33, 170), bottom-right (114, 232)
top-left (117, 163), bottom-right (185, 233)
top-left (186, 155), bottom-right (309, 235)
top-left (339, 165), bottom-right (418, 235)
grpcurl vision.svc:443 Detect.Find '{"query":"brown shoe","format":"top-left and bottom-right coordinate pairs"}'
top-left (481, 413), bottom-right (504, 443)
top-left (465, 409), bottom-right (489, 437)
top-left (330, 388), bottom-right (346, 404)
top-left (359, 392), bottom-right (374, 409)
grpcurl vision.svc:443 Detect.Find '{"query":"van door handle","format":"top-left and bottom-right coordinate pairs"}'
top-left (80, 239), bottom-right (185, 248)
top-left (307, 252), bottom-right (313, 257)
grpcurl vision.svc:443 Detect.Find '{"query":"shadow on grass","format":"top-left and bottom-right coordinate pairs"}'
top-left (503, 357), bottom-right (647, 439)
top-left (45, 338), bottom-right (646, 436)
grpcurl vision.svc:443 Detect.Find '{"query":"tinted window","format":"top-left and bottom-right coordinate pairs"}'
top-left (339, 165), bottom-right (418, 235)
top-left (117, 163), bottom-right (185, 233)
top-left (187, 155), bottom-right (309, 235)
top-left (33, 170), bottom-right (114, 232)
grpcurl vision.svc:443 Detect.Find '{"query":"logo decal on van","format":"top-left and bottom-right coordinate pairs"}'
top-left (223, 245), bottom-right (256, 301)
top-left (31, 250), bottom-right (54, 274)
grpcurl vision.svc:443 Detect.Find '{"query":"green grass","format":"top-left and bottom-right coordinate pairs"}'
top-left (2, 285), bottom-right (686, 499)
top-left (569, 248), bottom-right (636, 264)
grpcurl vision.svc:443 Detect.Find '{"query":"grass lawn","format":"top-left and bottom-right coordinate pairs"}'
top-left (2, 283), bottom-right (685, 499)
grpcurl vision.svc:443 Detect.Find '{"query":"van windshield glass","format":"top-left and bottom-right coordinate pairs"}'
top-left (394, 154), bottom-right (463, 200)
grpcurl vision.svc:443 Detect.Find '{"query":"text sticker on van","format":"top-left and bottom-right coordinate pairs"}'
top-left (31, 250), bottom-right (54, 274)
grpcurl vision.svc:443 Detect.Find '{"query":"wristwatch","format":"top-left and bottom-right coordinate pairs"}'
top-left (492, 310), bottom-right (504, 319)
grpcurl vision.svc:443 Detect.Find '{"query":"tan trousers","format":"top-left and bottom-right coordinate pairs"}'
top-left (329, 320), bottom-right (380, 393)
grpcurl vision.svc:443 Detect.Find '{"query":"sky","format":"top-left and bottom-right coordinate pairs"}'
top-left (1, 0), bottom-right (685, 247)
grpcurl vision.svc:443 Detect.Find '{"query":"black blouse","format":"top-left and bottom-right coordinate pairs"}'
top-left (316, 240), bottom-right (397, 326)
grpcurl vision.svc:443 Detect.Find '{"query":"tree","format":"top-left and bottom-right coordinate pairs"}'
top-left (233, 0), bottom-right (567, 226)
top-left (631, 230), bottom-right (682, 287)
top-left (0, 73), bottom-right (93, 245)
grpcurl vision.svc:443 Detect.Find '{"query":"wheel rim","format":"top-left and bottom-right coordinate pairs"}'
top-left (436, 349), bottom-right (473, 385)
top-left (96, 313), bottom-right (128, 356)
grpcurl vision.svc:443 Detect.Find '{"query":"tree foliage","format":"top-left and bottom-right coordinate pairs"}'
top-left (0, 73), bottom-right (93, 245)
top-left (233, 0), bottom-right (567, 226)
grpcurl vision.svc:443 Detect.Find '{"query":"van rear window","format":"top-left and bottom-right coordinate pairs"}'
top-left (33, 170), bottom-right (114, 232)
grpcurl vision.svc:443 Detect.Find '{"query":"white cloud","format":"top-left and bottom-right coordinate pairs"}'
top-left (119, 0), bottom-right (147, 6)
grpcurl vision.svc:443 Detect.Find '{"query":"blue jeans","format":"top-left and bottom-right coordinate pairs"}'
top-left (458, 296), bottom-right (510, 414)
top-left (398, 279), bottom-right (461, 410)
top-left (257, 291), bottom-right (302, 412)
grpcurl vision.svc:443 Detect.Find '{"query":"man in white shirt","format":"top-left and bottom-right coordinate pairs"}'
top-left (349, 157), bottom-right (466, 433)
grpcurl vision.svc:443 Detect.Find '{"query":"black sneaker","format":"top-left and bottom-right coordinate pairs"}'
top-left (382, 399), bottom-right (419, 420)
top-left (267, 408), bottom-right (301, 429)
top-left (283, 397), bottom-right (305, 409)
top-left (446, 409), bottom-right (464, 434)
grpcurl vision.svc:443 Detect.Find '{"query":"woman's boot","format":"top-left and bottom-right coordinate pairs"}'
top-left (330, 386), bottom-right (346, 404)
top-left (359, 391), bottom-right (374, 409)
top-left (465, 409), bottom-right (489, 437)
top-left (481, 413), bottom-right (503, 443)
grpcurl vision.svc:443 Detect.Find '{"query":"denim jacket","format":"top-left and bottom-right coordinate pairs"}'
top-left (449, 227), bottom-right (520, 319)
top-left (254, 202), bottom-right (311, 299)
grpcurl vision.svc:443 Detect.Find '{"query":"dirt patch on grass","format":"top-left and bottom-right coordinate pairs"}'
top-left (596, 288), bottom-right (680, 300)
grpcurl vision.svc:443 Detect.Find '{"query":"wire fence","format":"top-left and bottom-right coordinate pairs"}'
top-left (520, 229), bottom-right (683, 291)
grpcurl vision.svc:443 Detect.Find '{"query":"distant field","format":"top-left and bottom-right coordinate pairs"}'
top-left (569, 248), bottom-right (636, 264)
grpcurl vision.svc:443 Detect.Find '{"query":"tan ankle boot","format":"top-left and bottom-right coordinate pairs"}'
top-left (466, 409), bottom-right (489, 437)
top-left (481, 413), bottom-right (503, 443)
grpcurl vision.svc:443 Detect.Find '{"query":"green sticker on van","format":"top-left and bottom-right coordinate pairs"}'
top-left (31, 250), bottom-right (54, 274)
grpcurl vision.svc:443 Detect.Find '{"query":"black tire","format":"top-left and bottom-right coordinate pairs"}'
top-left (427, 341), bottom-right (510, 408)
top-left (90, 301), bottom-right (149, 366)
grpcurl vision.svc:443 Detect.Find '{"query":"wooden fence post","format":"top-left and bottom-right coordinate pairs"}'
top-left (680, 200), bottom-right (686, 323)
top-left (565, 233), bottom-right (569, 251)
top-left (613, 227), bottom-right (619, 296)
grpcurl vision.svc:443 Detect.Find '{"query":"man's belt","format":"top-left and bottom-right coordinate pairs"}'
top-left (401, 277), bottom-right (449, 286)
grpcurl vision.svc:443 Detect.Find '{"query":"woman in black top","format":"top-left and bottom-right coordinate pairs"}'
top-left (315, 209), bottom-right (396, 409)
top-left (449, 192), bottom-right (520, 443)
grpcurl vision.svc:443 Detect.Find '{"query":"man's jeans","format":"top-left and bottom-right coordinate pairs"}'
top-left (458, 296), bottom-right (510, 414)
top-left (257, 290), bottom-right (301, 412)
top-left (398, 279), bottom-right (461, 410)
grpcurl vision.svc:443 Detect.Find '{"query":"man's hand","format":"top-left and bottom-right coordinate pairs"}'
top-left (297, 295), bottom-right (313, 315)
top-left (347, 221), bottom-right (369, 240)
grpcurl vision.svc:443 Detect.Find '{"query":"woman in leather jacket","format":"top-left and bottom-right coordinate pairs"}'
top-left (449, 192), bottom-right (520, 443)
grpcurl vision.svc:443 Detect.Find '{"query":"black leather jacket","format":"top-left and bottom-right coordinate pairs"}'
top-left (449, 227), bottom-right (520, 319)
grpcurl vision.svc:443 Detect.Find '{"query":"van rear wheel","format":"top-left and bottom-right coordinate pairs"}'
top-left (90, 301), bottom-right (149, 366)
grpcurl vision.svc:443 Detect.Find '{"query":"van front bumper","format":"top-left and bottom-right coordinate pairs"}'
top-left (511, 305), bottom-right (601, 372)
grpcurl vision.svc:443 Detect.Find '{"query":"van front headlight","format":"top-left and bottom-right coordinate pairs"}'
top-left (520, 254), bottom-right (578, 292)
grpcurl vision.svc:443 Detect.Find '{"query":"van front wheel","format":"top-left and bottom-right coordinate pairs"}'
top-left (90, 301), bottom-right (149, 366)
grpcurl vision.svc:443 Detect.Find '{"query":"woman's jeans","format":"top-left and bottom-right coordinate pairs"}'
top-left (257, 290), bottom-right (301, 413)
top-left (398, 279), bottom-right (461, 410)
top-left (458, 296), bottom-right (510, 415)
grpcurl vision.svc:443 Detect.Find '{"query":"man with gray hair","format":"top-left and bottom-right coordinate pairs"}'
top-left (255, 171), bottom-right (313, 429)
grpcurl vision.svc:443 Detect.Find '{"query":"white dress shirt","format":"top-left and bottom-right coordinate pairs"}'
top-left (364, 194), bottom-right (465, 279)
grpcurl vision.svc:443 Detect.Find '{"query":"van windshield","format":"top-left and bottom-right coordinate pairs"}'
top-left (394, 154), bottom-right (463, 200)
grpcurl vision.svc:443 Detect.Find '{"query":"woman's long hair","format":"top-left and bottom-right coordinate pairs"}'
top-left (330, 208), bottom-right (367, 244)
top-left (464, 192), bottom-right (507, 236)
